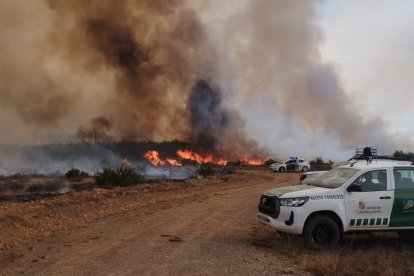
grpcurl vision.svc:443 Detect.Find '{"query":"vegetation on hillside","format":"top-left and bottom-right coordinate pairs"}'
top-left (393, 150), bottom-right (414, 162)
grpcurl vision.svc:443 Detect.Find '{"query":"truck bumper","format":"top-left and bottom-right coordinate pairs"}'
top-left (257, 207), bottom-right (306, 235)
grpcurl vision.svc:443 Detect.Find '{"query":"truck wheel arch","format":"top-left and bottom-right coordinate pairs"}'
top-left (304, 210), bottom-right (344, 237)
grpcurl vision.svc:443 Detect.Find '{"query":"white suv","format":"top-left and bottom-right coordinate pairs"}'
top-left (269, 159), bottom-right (310, 172)
top-left (258, 158), bottom-right (414, 249)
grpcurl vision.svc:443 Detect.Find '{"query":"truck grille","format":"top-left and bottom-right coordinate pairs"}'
top-left (258, 195), bottom-right (280, 219)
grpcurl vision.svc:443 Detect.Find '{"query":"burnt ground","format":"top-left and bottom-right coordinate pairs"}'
top-left (1, 169), bottom-right (414, 275)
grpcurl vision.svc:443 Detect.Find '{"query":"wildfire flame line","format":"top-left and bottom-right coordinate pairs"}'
top-left (240, 157), bottom-right (264, 166)
top-left (144, 149), bottom-right (264, 167)
top-left (144, 150), bottom-right (182, 167)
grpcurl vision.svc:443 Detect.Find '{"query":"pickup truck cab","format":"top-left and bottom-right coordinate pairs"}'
top-left (258, 158), bottom-right (414, 249)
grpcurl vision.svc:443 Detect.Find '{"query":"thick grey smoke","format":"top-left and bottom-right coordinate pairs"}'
top-left (197, 0), bottom-right (413, 157)
top-left (0, 145), bottom-right (122, 176)
top-left (189, 79), bottom-right (263, 159)
top-left (189, 80), bottom-right (229, 153)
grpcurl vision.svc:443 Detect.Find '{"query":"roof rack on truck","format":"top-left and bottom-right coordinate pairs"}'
top-left (354, 147), bottom-right (377, 158)
top-left (353, 147), bottom-right (409, 161)
top-left (333, 147), bottom-right (413, 168)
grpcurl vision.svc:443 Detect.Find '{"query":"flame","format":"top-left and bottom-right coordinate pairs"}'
top-left (144, 150), bottom-right (165, 166)
top-left (216, 159), bottom-right (228, 166)
top-left (166, 158), bottom-right (182, 166)
top-left (176, 150), bottom-right (212, 163)
top-left (176, 150), bottom-right (228, 165)
top-left (144, 150), bottom-right (182, 167)
top-left (144, 149), bottom-right (263, 167)
top-left (241, 158), bottom-right (264, 166)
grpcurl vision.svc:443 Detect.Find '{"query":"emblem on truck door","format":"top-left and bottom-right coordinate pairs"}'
top-left (403, 199), bottom-right (414, 210)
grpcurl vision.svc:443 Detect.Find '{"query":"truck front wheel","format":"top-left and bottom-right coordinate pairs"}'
top-left (303, 216), bottom-right (340, 250)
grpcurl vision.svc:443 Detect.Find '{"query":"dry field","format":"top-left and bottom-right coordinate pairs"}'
top-left (1, 168), bottom-right (414, 275)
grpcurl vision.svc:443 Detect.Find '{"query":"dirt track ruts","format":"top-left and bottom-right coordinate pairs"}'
top-left (0, 170), bottom-right (310, 275)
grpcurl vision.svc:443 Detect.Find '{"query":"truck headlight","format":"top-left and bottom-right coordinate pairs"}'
top-left (280, 196), bottom-right (309, 207)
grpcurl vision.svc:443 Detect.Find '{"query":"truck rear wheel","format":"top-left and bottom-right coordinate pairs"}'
top-left (303, 216), bottom-right (340, 250)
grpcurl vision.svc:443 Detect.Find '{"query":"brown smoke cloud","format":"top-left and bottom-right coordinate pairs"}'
top-left (0, 0), bottom-right (262, 158)
top-left (77, 116), bottom-right (112, 143)
top-left (43, 0), bottom-right (207, 142)
top-left (0, 1), bottom-right (202, 141)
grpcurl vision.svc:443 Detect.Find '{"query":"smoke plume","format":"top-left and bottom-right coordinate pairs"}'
top-left (43, 0), bottom-right (206, 142)
top-left (0, 0), bottom-right (263, 159)
top-left (0, 0), bottom-right (412, 163)
top-left (189, 79), bottom-right (263, 158)
top-left (197, 0), bottom-right (414, 157)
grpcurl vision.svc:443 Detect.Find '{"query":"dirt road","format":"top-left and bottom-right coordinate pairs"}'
top-left (0, 170), bottom-right (310, 275)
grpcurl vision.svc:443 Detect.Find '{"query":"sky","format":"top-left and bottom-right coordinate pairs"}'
top-left (320, 0), bottom-right (414, 138)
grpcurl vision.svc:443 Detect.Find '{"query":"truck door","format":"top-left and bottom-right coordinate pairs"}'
top-left (345, 169), bottom-right (393, 229)
top-left (389, 167), bottom-right (414, 227)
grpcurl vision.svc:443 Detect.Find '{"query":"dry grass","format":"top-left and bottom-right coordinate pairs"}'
top-left (0, 170), bottom-right (260, 250)
top-left (2, 168), bottom-right (414, 275)
top-left (300, 245), bottom-right (413, 276)
top-left (252, 229), bottom-right (414, 275)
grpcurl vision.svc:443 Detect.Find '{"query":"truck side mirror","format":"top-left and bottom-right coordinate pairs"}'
top-left (347, 183), bottom-right (362, 192)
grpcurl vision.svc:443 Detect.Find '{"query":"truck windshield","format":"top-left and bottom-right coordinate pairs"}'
top-left (309, 167), bottom-right (359, 189)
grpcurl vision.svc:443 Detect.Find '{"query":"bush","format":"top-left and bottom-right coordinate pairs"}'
top-left (65, 168), bottom-right (89, 178)
top-left (95, 165), bottom-right (143, 187)
top-left (310, 157), bottom-right (324, 166)
top-left (198, 163), bottom-right (216, 177)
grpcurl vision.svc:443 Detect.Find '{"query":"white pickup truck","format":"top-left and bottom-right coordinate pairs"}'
top-left (258, 158), bottom-right (414, 249)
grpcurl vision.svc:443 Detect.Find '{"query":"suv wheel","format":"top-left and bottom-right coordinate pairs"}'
top-left (304, 216), bottom-right (340, 250)
top-left (302, 166), bottom-right (309, 172)
top-left (279, 167), bottom-right (286, 172)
